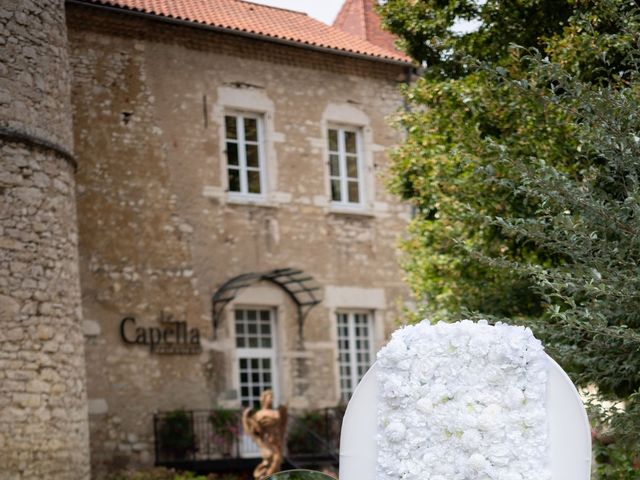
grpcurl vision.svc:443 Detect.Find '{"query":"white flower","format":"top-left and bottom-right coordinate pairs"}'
top-left (469, 453), bottom-right (489, 471)
top-left (416, 397), bottom-right (434, 414)
top-left (460, 429), bottom-right (482, 450)
top-left (385, 421), bottom-right (406, 442)
top-left (376, 320), bottom-right (550, 480)
top-left (477, 403), bottom-right (503, 431)
top-left (500, 473), bottom-right (523, 480)
top-left (505, 386), bottom-right (525, 408)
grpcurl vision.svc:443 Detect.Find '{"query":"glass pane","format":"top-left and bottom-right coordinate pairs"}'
top-left (226, 142), bottom-right (238, 166)
top-left (328, 129), bottom-right (338, 151)
top-left (240, 359), bottom-right (247, 369)
top-left (249, 337), bottom-right (258, 348)
top-left (260, 324), bottom-right (271, 334)
top-left (246, 144), bottom-right (259, 167)
top-left (225, 116), bottom-right (237, 139)
top-left (236, 324), bottom-right (244, 334)
top-left (248, 324), bottom-right (257, 334)
top-left (248, 171), bottom-right (261, 194)
top-left (244, 118), bottom-right (258, 141)
top-left (248, 310), bottom-right (257, 321)
top-left (235, 310), bottom-right (243, 320)
top-left (260, 310), bottom-right (270, 321)
top-left (331, 179), bottom-right (341, 201)
top-left (348, 181), bottom-right (360, 203)
top-left (329, 154), bottom-right (340, 176)
top-left (346, 155), bottom-right (358, 178)
top-left (262, 338), bottom-right (272, 348)
top-left (228, 169), bottom-right (240, 192)
top-left (251, 359), bottom-right (259, 369)
top-left (236, 337), bottom-right (245, 348)
top-left (345, 131), bottom-right (357, 153)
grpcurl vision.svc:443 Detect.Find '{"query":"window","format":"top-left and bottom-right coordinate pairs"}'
top-left (225, 113), bottom-right (265, 196)
top-left (235, 308), bottom-right (277, 408)
top-left (328, 127), bottom-right (363, 206)
top-left (336, 311), bottom-right (373, 402)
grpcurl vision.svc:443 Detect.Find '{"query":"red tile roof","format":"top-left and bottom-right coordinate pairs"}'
top-left (75, 0), bottom-right (412, 64)
top-left (333, 0), bottom-right (402, 55)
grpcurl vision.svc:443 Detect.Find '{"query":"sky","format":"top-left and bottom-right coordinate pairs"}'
top-left (247, 0), bottom-right (345, 25)
top-left (247, 0), bottom-right (482, 34)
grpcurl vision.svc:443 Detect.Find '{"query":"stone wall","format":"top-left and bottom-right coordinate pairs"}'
top-left (67, 4), bottom-right (410, 477)
top-left (0, 1), bottom-right (90, 479)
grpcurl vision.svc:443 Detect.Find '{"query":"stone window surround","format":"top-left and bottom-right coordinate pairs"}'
top-left (204, 91), bottom-right (383, 216)
top-left (321, 103), bottom-right (377, 216)
top-left (209, 86), bottom-right (285, 206)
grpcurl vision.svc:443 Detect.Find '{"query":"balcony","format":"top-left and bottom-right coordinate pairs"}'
top-left (153, 407), bottom-right (344, 475)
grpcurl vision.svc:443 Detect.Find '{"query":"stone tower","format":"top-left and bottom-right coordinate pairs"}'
top-left (0, 1), bottom-right (90, 478)
top-left (333, 0), bottom-right (400, 53)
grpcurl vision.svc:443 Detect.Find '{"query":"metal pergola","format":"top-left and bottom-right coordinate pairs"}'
top-left (211, 268), bottom-right (322, 341)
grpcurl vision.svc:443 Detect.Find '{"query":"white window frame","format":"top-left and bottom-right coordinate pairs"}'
top-left (233, 307), bottom-right (279, 409)
top-left (336, 310), bottom-right (374, 403)
top-left (224, 112), bottom-right (267, 199)
top-left (231, 306), bottom-right (281, 458)
top-left (327, 126), bottom-right (365, 208)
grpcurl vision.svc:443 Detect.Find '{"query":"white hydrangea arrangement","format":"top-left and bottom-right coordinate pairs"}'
top-left (377, 320), bottom-right (550, 480)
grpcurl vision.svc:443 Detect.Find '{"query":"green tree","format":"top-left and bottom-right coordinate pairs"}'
top-left (379, 0), bottom-right (575, 78)
top-left (381, 0), bottom-right (640, 470)
top-left (380, 0), bottom-right (639, 319)
top-left (477, 37), bottom-right (640, 469)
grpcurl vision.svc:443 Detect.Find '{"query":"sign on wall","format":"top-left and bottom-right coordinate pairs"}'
top-left (119, 311), bottom-right (202, 354)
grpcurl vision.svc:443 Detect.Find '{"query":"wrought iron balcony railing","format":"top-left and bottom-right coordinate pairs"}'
top-left (153, 407), bottom-right (345, 472)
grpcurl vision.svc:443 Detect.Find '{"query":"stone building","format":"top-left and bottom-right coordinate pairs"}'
top-left (2, 0), bottom-right (413, 477)
top-left (0, 1), bottom-right (90, 479)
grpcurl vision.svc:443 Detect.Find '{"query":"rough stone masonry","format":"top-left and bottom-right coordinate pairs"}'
top-left (0, 1), bottom-right (91, 479)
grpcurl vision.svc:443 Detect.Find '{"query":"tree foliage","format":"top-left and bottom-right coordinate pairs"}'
top-left (478, 42), bottom-right (640, 441)
top-left (381, 0), bottom-right (640, 454)
top-left (379, 0), bottom-right (575, 78)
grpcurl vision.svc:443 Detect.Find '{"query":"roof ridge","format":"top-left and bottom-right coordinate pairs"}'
top-left (73, 0), bottom-right (412, 64)
top-left (233, 0), bottom-right (308, 17)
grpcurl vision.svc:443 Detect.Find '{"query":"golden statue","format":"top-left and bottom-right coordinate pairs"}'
top-left (242, 390), bottom-right (288, 479)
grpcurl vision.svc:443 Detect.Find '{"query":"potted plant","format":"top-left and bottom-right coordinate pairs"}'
top-left (209, 408), bottom-right (240, 457)
top-left (157, 410), bottom-right (195, 461)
